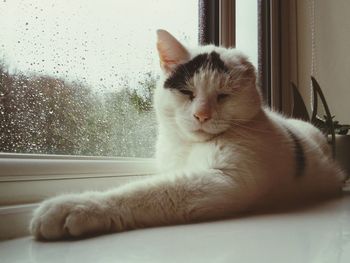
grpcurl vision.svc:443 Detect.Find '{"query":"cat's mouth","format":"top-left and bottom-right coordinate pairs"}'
top-left (194, 128), bottom-right (208, 135)
top-left (180, 120), bottom-right (225, 141)
top-left (189, 128), bottom-right (225, 142)
top-left (187, 129), bottom-right (212, 141)
top-left (193, 127), bottom-right (219, 137)
top-left (193, 125), bottom-right (227, 137)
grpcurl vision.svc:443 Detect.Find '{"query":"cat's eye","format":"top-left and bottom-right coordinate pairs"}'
top-left (217, 93), bottom-right (230, 102)
top-left (179, 89), bottom-right (195, 100)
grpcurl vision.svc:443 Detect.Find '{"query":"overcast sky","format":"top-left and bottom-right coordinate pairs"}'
top-left (0, 0), bottom-right (257, 92)
top-left (0, 0), bottom-right (198, 91)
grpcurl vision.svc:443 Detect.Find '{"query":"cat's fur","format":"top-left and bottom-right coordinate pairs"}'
top-left (30, 30), bottom-right (345, 240)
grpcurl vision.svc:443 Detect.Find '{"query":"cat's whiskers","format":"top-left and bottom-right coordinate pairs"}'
top-left (228, 120), bottom-right (275, 134)
top-left (228, 118), bottom-right (267, 124)
top-left (211, 109), bottom-right (222, 131)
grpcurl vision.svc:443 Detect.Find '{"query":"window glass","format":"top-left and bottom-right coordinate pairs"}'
top-left (0, 0), bottom-right (198, 157)
top-left (236, 0), bottom-right (258, 67)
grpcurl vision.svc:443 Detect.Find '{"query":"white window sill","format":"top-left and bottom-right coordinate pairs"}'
top-left (0, 204), bottom-right (38, 240)
top-left (0, 153), bottom-right (157, 205)
top-left (1, 195), bottom-right (350, 263)
top-left (0, 153), bottom-right (156, 181)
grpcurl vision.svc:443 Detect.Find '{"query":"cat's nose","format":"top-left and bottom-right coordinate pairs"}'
top-left (193, 111), bottom-right (211, 123)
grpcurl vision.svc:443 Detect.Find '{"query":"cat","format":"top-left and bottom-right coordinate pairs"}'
top-left (30, 29), bottom-right (345, 240)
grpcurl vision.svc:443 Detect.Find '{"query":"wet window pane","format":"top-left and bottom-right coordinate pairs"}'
top-left (0, 0), bottom-right (198, 157)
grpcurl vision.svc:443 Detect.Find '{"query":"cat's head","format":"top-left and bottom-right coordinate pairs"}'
top-left (155, 29), bottom-right (262, 142)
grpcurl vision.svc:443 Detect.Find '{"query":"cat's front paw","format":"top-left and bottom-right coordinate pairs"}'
top-left (30, 193), bottom-right (111, 240)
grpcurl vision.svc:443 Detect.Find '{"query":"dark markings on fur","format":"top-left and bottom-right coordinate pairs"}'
top-left (286, 128), bottom-right (306, 177)
top-left (164, 51), bottom-right (229, 90)
top-left (208, 51), bottom-right (228, 73)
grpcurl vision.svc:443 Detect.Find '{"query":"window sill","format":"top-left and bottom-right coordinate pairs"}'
top-left (0, 153), bottom-right (156, 181)
top-left (0, 153), bottom-right (156, 205)
top-left (1, 195), bottom-right (350, 262)
top-left (0, 203), bottom-right (38, 240)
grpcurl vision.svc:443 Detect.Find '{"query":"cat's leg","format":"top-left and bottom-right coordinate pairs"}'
top-left (30, 169), bottom-right (255, 240)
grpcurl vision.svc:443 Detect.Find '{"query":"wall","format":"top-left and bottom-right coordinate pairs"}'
top-left (297, 0), bottom-right (350, 124)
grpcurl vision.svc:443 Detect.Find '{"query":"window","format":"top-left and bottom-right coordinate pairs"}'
top-left (0, 0), bottom-right (199, 239)
top-left (0, 0), bottom-right (263, 239)
top-left (235, 0), bottom-right (258, 67)
top-left (0, 0), bottom-right (198, 158)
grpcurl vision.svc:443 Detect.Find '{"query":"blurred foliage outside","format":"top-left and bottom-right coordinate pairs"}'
top-left (0, 62), bottom-right (157, 158)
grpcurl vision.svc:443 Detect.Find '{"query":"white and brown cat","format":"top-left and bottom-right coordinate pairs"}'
top-left (30, 30), bottom-right (345, 240)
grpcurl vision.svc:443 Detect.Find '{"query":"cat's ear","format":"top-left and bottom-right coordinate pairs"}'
top-left (156, 29), bottom-right (190, 74)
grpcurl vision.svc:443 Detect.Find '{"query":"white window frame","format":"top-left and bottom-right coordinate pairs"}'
top-left (0, 153), bottom-right (156, 239)
top-left (0, 153), bottom-right (156, 205)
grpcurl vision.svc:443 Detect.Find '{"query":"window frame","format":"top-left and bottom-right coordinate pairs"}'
top-left (0, 153), bottom-right (155, 182)
top-left (258, 0), bottom-right (298, 115)
top-left (0, 153), bottom-right (156, 205)
top-left (0, 153), bottom-right (156, 239)
top-left (199, 0), bottom-right (236, 47)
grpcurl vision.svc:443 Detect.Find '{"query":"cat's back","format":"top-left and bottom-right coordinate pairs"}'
top-left (262, 109), bottom-right (345, 199)
top-left (266, 109), bottom-right (331, 157)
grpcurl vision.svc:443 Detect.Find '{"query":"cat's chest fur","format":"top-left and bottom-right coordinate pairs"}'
top-left (155, 129), bottom-right (260, 175)
top-left (155, 110), bottom-right (298, 181)
top-left (156, 135), bottom-right (230, 173)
